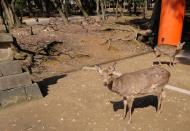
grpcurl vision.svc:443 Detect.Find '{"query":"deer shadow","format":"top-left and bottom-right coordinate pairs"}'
top-left (153, 61), bottom-right (174, 66)
top-left (110, 95), bottom-right (158, 114)
top-left (37, 74), bottom-right (66, 97)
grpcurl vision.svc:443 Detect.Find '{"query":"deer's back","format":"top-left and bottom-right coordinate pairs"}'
top-left (112, 66), bottom-right (170, 97)
top-left (156, 45), bottom-right (177, 56)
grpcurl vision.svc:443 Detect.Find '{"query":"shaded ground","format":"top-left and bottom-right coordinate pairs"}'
top-left (0, 53), bottom-right (190, 131)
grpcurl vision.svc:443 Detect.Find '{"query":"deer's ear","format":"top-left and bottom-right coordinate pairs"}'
top-left (109, 62), bottom-right (117, 71)
top-left (177, 42), bottom-right (186, 50)
top-left (181, 42), bottom-right (186, 46)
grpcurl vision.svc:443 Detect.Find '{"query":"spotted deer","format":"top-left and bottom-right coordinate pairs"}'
top-left (84, 63), bottom-right (170, 123)
top-left (153, 42), bottom-right (185, 66)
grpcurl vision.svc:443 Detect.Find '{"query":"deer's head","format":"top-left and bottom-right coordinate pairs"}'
top-left (95, 62), bottom-right (122, 86)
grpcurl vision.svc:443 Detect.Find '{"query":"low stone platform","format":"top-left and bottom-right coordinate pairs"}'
top-left (0, 60), bottom-right (42, 108)
top-left (0, 33), bottom-right (14, 61)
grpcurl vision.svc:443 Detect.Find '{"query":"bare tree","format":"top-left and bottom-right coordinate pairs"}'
top-left (115, 0), bottom-right (124, 18)
top-left (0, 4), bottom-right (9, 32)
top-left (96, 0), bottom-right (100, 17)
top-left (143, 0), bottom-right (148, 19)
top-left (100, 0), bottom-right (105, 20)
top-left (50, 0), bottom-right (68, 24)
top-left (41, 0), bottom-right (47, 16)
top-left (75, 0), bottom-right (88, 18)
top-left (0, 0), bottom-right (15, 28)
top-left (11, 0), bottom-right (21, 26)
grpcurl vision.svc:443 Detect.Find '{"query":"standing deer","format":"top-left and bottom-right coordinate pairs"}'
top-left (84, 63), bottom-right (170, 123)
top-left (153, 42), bottom-right (186, 67)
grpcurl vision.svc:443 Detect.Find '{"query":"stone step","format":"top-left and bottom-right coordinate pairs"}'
top-left (0, 60), bottom-right (22, 76)
top-left (0, 72), bottom-right (32, 91)
top-left (0, 33), bottom-right (13, 43)
top-left (25, 83), bottom-right (43, 100)
top-left (0, 83), bottom-right (42, 108)
top-left (0, 86), bottom-right (26, 108)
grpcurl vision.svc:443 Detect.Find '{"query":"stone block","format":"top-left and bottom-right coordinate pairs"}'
top-left (0, 60), bottom-right (22, 76)
top-left (25, 83), bottom-right (43, 100)
top-left (0, 33), bottom-right (13, 43)
top-left (0, 87), bottom-right (27, 108)
top-left (0, 72), bottom-right (32, 91)
top-left (0, 33), bottom-right (13, 61)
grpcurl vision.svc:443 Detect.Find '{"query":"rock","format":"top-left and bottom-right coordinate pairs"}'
top-left (0, 33), bottom-right (14, 61)
top-left (13, 52), bottom-right (27, 60)
top-left (0, 72), bottom-right (32, 91)
top-left (0, 33), bottom-right (13, 43)
top-left (0, 87), bottom-right (27, 108)
top-left (0, 60), bottom-right (22, 76)
top-left (25, 83), bottom-right (43, 100)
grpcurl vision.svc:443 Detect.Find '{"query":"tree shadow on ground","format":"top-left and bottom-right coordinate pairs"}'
top-left (110, 95), bottom-right (158, 114)
top-left (106, 11), bottom-right (142, 18)
top-left (38, 74), bottom-right (66, 97)
top-left (115, 18), bottom-right (150, 30)
top-left (177, 57), bottom-right (190, 65)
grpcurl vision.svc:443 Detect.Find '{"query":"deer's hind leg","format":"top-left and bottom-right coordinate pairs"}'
top-left (157, 90), bottom-right (165, 113)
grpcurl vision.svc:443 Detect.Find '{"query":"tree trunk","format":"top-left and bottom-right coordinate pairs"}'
top-left (51, 0), bottom-right (68, 24)
top-left (11, 0), bottom-right (21, 26)
top-left (41, 0), bottom-right (47, 16)
top-left (150, 0), bottom-right (161, 44)
top-left (104, 0), bottom-right (107, 10)
top-left (119, 0), bottom-right (124, 16)
top-left (143, 0), bottom-right (148, 19)
top-left (100, 0), bottom-right (105, 20)
top-left (0, 0), bottom-right (15, 28)
top-left (115, 0), bottom-right (119, 18)
top-left (76, 0), bottom-right (88, 18)
top-left (96, 0), bottom-right (100, 16)
top-left (26, 0), bottom-right (34, 17)
top-left (0, 5), bottom-right (9, 32)
top-left (134, 1), bottom-right (137, 14)
top-left (62, 0), bottom-right (69, 18)
top-left (128, 0), bottom-right (132, 14)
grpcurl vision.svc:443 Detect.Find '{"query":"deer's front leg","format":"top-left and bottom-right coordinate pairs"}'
top-left (153, 55), bottom-right (161, 66)
top-left (172, 56), bottom-right (176, 67)
top-left (127, 97), bottom-right (134, 124)
top-left (123, 97), bottom-right (127, 119)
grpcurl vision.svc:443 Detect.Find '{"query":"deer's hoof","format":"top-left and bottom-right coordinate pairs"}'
top-left (127, 120), bottom-right (132, 124)
top-left (158, 110), bottom-right (162, 114)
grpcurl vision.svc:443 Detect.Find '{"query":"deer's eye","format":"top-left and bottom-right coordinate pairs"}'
top-left (109, 74), bottom-right (113, 76)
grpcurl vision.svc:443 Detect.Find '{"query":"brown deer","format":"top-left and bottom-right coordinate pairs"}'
top-left (85, 63), bottom-right (170, 123)
top-left (153, 42), bottom-right (185, 67)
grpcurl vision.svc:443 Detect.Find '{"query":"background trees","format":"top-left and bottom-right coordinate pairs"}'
top-left (0, 0), bottom-right (154, 30)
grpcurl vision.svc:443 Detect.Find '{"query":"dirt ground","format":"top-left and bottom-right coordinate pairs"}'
top-left (0, 53), bottom-right (190, 131)
top-left (10, 16), bottom-right (151, 79)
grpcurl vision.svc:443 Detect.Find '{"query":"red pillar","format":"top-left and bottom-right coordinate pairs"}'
top-left (158, 0), bottom-right (186, 46)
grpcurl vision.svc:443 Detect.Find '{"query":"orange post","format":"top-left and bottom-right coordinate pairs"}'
top-left (158, 0), bottom-right (186, 46)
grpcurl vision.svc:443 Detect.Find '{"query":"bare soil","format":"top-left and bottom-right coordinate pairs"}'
top-left (10, 16), bottom-right (151, 79)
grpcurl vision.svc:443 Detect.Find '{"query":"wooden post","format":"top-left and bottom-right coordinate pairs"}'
top-left (158, 0), bottom-right (186, 46)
